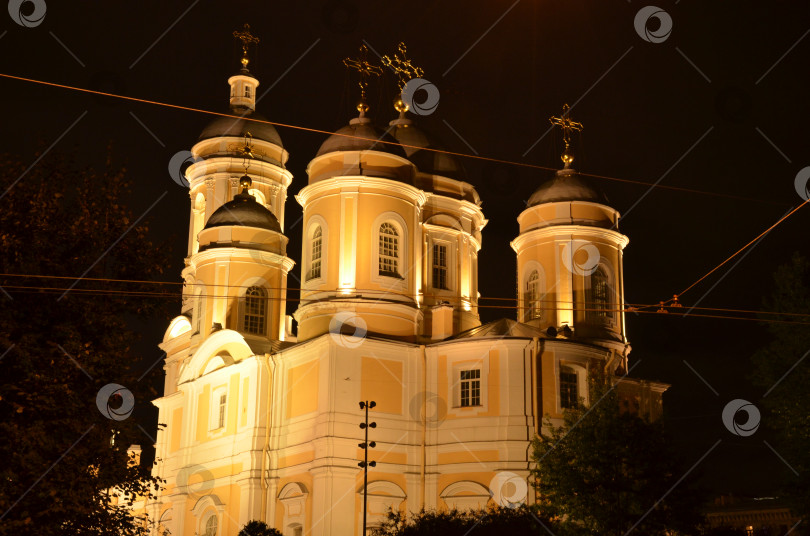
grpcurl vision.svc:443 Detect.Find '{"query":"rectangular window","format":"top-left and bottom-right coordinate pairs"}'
top-left (432, 244), bottom-right (448, 290)
top-left (217, 394), bottom-right (227, 429)
top-left (560, 368), bottom-right (578, 409)
top-left (460, 369), bottom-right (481, 407)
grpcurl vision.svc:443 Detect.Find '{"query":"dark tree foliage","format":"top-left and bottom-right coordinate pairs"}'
top-left (531, 370), bottom-right (704, 536)
top-left (238, 520), bottom-right (283, 536)
top-left (751, 253), bottom-right (810, 529)
top-left (372, 505), bottom-right (556, 536)
top-left (0, 150), bottom-right (173, 535)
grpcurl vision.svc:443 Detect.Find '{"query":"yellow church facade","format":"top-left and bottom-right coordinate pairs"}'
top-left (145, 36), bottom-right (666, 536)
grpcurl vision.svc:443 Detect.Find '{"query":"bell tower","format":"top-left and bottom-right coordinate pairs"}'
top-left (180, 24), bottom-right (294, 345)
top-left (511, 105), bottom-right (629, 355)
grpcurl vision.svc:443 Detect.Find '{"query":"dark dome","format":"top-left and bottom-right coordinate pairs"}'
top-left (199, 109), bottom-right (283, 147)
top-left (204, 191), bottom-right (281, 233)
top-left (390, 118), bottom-right (466, 180)
top-left (316, 116), bottom-right (406, 157)
top-left (527, 169), bottom-right (609, 207)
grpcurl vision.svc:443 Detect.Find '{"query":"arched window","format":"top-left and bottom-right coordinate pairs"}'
top-left (590, 266), bottom-right (613, 320)
top-left (525, 270), bottom-right (542, 321)
top-left (378, 223), bottom-right (400, 277)
top-left (560, 366), bottom-right (579, 409)
top-left (308, 226), bottom-right (322, 281)
top-left (203, 514), bottom-right (218, 536)
top-left (243, 286), bottom-right (267, 335)
top-left (194, 286), bottom-right (205, 334)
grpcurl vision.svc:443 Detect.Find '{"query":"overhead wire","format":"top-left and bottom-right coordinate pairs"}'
top-left (2, 273), bottom-right (809, 320)
top-left (3, 280), bottom-right (809, 326)
top-left (0, 72), bottom-right (789, 207)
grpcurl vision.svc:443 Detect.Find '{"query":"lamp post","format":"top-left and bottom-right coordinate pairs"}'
top-left (358, 400), bottom-right (377, 535)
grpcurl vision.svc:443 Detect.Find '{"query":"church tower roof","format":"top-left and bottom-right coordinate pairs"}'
top-left (203, 176), bottom-right (281, 233)
top-left (198, 24), bottom-right (283, 149)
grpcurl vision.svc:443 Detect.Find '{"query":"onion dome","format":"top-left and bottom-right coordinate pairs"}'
top-left (316, 115), bottom-right (406, 158)
top-left (388, 115), bottom-right (466, 180)
top-left (527, 168), bottom-right (609, 207)
top-left (204, 176), bottom-right (281, 232)
top-left (198, 110), bottom-right (283, 147)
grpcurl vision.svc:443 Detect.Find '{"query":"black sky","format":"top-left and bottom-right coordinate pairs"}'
top-left (2, 0), bottom-right (809, 496)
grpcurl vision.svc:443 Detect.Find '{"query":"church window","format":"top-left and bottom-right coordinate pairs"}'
top-left (525, 270), bottom-right (542, 320)
top-left (244, 85), bottom-right (251, 98)
top-left (379, 223), bottom-right (399, 277)
top-left (308, 226), bottom-right (322, 280)
top-left (590, 266), bottom-right (613, 320)
top-left (217, 393), bottom-right (227, 429)
top-left (243, 286), bottom-right (267, 335)
top-left (204, 514), bottom-right (218, 536)
top-left (432, 243), bottom-right (448, 290)
top-left (194, 287), bottom-right (205, 334)
top-left (460, 369), bottom-right (481, 407)
top-left (560, 366), bottom-right (578, 409)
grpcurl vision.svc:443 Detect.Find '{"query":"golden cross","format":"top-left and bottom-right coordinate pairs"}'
top-left (343, 45), bottom-right (384, 113)
top-left (233, 24), bottom-right (260, 70)
top-left (381, 42), bottom-right (424, 91)
top-left (549, 104), bottom-right (584, 168)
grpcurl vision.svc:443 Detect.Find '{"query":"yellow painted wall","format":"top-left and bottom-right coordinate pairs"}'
top-left (286, 361), bottom-right (320, 418)
top-left (361, 356), bottom-right (403, 415)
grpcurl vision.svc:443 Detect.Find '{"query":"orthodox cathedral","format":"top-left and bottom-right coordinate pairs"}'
top-left (145, 29), bottom-right (667, 536)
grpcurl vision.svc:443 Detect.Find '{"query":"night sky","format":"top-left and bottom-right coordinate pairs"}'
top-left (2, 1), bottom-right (809, 497)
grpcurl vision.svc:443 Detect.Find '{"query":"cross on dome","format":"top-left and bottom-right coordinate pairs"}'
top-left (549, 104), bottom-right (584, 168)
top-left (233, 23), bottom-right (260, 71)
top-left (343, 45), bottom-right (384, 114)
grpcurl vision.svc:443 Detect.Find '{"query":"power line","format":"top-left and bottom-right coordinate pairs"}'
top-left (3, 273), bottom-right (809, 320)
top-left (662, 198), bottom-right (810, 306)
top-left (3, 283), bottom-right (809, 326)
top-left (0, 72), bottom-right (788, 207)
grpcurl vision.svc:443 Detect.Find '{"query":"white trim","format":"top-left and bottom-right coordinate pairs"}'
top-left (178, 329), bottom-right (253, 384)
top-left (440, 481), bottom-right (490, 510)
top-left (304, 215), bottom-right (328, 287)
top-left (585, 262), bottom-right (617, 328)
top-left (555, 358), bottom-right (589, 412)
top-left (510, 225), bottom-right (629, 253)
top-left (370, 212), bottom-right (409, 292)
top-left (446, 352), bottom-right (489, 414)
top-left (520, 260), bottom-right (546, 322)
